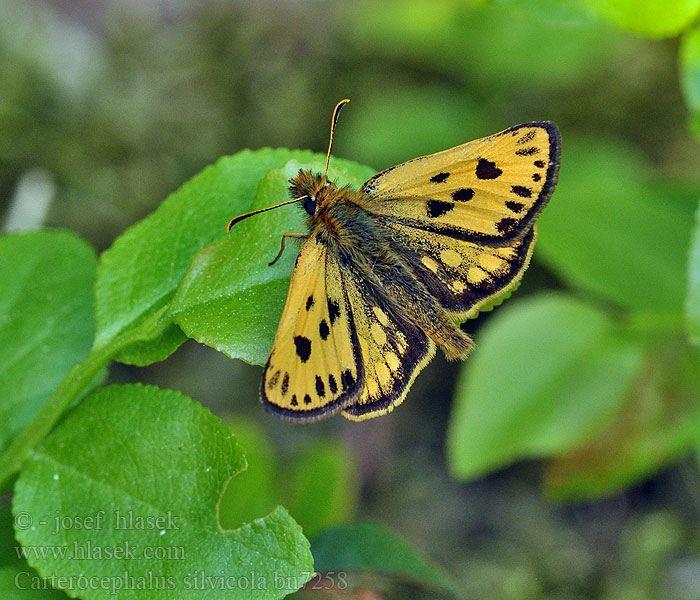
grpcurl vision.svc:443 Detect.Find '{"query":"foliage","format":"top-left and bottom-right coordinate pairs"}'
top-left (218, 418), bottom-right (359, 539)
top-left (3, 0), bottom-right (700, 598)
top-left (306, 522), bottom-right (459, 599)
top-left (13, 384), bottom-right (312, 600)
top-left (0, 232), bottom-right (96, 456)
top-left (0, 151), bottom-right (443, 598)
top-left (0, 223), bottom-right (319, 598)
top-left (448, 294), bottom-right (644, 481)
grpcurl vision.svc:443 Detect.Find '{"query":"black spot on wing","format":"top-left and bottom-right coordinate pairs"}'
top-left (341, 369), bottom-right (355, 392)
top-left (511, 185), bottom-right (532, 198)
top-left (315, 375), bottom-right (325, 397)
top-left (305, 295), bottom-right (314, 311)
top-left (303, 394), bottom-right (312, 405)
top-left (291, 394), bottom-right (298, 406)
top-left (427, 199), bottom-right (454, 218)
top-left (451, 188), bottom-right (474, 202)
top-left (515, 146), bottom-right (539, 156)
top-left (328, 374), bottom-right (338, 394)
top-left (505, 200), bottom-right (524, 213)
top-left (267, 370), bottom-right (280, 389)
top-left (476, 158), bottom-right (502, 179)
top-left (293, 335), bottom-right (312, 362)
top-left (327, 298), bottom-right (341, 324)
top-left (517, 130), bottom-right (536, 144)
top-left (430, 172), bottom-right (450, 183)
top-left (496, 217), bottom-right (517, 234)
top-left (532, 173), bottom-right (541, 181)
top-left (281, 373), bottom-right (289, 396)
top-left (534, 160), bottom-right (545, 168)
top-left (319, 319), bottom-right (329, 340)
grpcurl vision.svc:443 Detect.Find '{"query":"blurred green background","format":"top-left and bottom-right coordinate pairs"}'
top-left (3, 0), bottom-right (700, 598)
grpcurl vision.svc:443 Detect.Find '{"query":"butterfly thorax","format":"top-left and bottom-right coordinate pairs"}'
top-left (289, 169), bottom-right (377, 254)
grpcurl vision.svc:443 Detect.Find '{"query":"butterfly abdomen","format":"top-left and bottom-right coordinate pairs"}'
top-left (380, 270), bottom-right (474, 360)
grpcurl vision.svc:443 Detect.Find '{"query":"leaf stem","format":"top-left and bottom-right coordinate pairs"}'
top-left (0, 309), bottom-right (171, 493)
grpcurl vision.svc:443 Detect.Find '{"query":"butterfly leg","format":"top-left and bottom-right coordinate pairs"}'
top-left (269, 232), bottom-right (308, 266)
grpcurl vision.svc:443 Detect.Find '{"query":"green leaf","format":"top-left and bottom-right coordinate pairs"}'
top-left (94, 148), bottom-right (370, 366)
top-left (309, 522), bottom-right (458, 598)
top-left (590, 0), bottom-right (700, 38)
top-left (217, 422), bottom-right (359, 539)
top-left (286, 440), bottom-right (358, 539)
top-left (447, 293), bottom-right (644, 480)
top-left (110, 323), bottom-right (189, 367)
top-left (0, 503), bottom-right (69, 599)
top-left (171, 156), bottom-right (374, 365)
top-left (681, 26), bottom-right (700, 144)
top-left (218, 418), bottom-right (278, 530)
top-left (544, 339), bottom-right (700, 501)
top-left (0, 231), bottom-right (96, 455)
top-left (13, 384), bottom-right (313, 600)
top-left (536, 138), bottom-right (695, 313)
top-left (687, 202), bottom-right (700, 346)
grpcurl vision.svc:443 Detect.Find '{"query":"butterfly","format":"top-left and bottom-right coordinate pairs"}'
top-left (227, 100), bottom-right (561, 422)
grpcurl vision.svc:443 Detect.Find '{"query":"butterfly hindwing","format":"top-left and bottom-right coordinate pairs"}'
top-left (337, 259), bottom-right (436, 420)
top-left (261, 234), bottom-right (364, 421)
top-left (379, 219), bottom-right (536, 316)
top-left (362, 122), bottom-right (560, 244)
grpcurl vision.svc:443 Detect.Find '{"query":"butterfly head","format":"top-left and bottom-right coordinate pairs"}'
top-left (288, 169), bottom-right (338, 217)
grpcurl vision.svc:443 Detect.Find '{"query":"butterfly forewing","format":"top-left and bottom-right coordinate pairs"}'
top-left (337, 260), bottom-right (436, 420)
top-left (261, 234), bottom-right (364, 421)
top-left (362, 122), bottom-right (560, 244)
top-left (380, 220), bottom-right (536, 316)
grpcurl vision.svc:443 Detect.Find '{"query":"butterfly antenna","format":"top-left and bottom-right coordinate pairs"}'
top-left (227, 99), bottom-right (349, 232)
top-left (322, 98), bottom-right (350, 179)
top-left (226, 197), bottom-right (302, 232)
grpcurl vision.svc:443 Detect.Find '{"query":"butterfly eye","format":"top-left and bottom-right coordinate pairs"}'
top-left (303, 195), bottom-right (317, 216)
